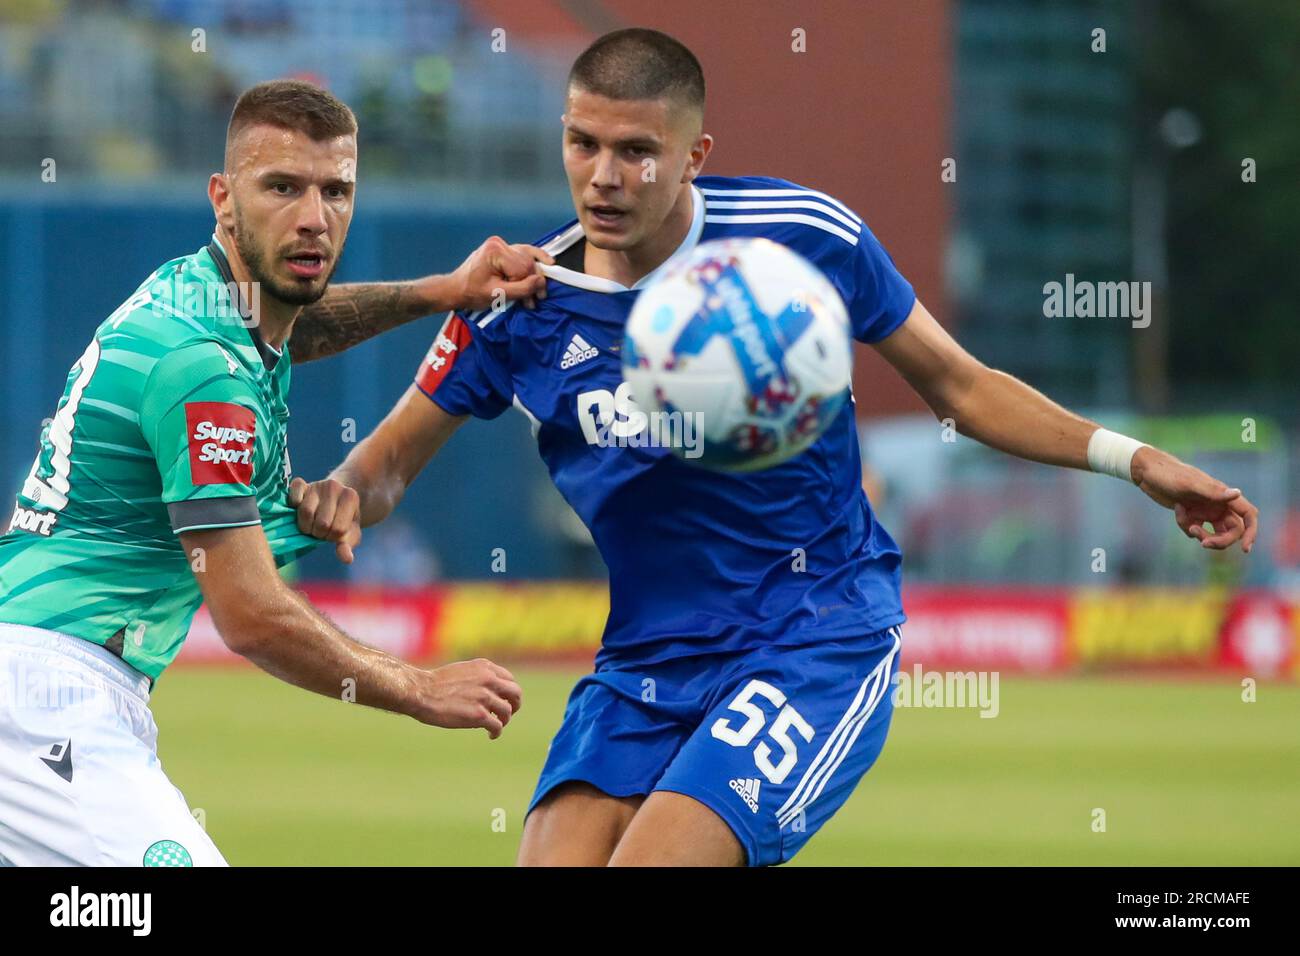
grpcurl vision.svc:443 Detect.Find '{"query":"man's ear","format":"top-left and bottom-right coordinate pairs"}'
top-left (208, 173), bottom-right (235, 232)
top-left (684, 133), bottom-right (714, 183)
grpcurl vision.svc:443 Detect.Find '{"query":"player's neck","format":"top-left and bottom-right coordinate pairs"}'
top-left (584, 185), bottom-right (695, 288)
top-left (214, 228), bottom-right (300, 349)
top-left (252, 308), bottom-right (298, 352)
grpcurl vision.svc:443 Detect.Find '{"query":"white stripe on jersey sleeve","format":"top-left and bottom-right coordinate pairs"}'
top-left (703, 198), bottom-right (862, 233)
top-left (704, 212), bottom-right (860, 246)
top-left (699, 186), bottom-right (861, 223)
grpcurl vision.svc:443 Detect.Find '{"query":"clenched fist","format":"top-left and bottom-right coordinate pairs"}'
top-left (442, 235), bottom-right (555, 312)
top-left (289, 476), bottom-right (362, 563)
top-left (406, 658), bottom-right (524, 739)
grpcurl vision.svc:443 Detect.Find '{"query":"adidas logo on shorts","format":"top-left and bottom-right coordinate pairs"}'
top-left (729, 777), bottom-right (761, 813)
top-left (560, 333), bottom-right (599, 370)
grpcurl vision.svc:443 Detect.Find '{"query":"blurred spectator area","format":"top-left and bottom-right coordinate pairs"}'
top-left (0, 0), bottom-right (577, 187)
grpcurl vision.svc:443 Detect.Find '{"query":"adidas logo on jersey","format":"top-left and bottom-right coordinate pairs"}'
top-left (560, 333), bottom-right (599, 370)
top-left (8, 504), bottom-right (58, 537)
top-left (729, 777), bottom-right (761, 814)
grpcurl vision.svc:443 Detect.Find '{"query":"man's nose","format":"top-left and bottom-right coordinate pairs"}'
top-left (295, 187), bottom-right (328, 235)
top-left (591, 148), bottom-right (621, 190)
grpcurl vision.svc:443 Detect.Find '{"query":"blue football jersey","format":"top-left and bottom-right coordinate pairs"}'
top-left (416, 176), bottom-right (916, 668)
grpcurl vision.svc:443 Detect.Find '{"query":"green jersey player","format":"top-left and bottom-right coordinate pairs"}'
top-left (0, 80), bottom-right (548, 866)
top-left (0, 238), bottom-right (318, 677)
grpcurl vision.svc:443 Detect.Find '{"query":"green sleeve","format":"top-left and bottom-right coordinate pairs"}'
top-left (139, 340), bottom-right (263, 532)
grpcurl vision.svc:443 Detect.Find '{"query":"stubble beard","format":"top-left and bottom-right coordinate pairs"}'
top-left (231, 205), bottom-right (340, 308)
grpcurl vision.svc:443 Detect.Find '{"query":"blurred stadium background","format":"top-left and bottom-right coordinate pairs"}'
top-left (1, 0), bottom-right (1297, 864)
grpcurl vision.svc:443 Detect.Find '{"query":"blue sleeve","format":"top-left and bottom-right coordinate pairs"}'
top-left (833, 225), bottom-right (917, 344)
top-left (414, 311), bottom-right (512, 420)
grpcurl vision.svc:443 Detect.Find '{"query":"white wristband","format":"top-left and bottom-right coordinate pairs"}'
top-left (1087, 428), bottom-right (1146, 482)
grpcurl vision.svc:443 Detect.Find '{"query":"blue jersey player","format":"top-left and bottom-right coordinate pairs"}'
top-left (290, 29), bottom-right (1259, 865)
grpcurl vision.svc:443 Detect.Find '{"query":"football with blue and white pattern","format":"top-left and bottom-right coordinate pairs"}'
top-left (622, 237), bottom-right (853, 471)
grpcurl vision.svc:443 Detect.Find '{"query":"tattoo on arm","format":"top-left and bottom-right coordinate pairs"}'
top-left (290, 283), bottom-right (433, 363)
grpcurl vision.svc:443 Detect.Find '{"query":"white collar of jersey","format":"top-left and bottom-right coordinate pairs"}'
top-left (537, 184), bottom-right (705, 294)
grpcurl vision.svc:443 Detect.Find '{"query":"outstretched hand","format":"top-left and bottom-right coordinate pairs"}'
top-left (1130, 446), bottom-right (1259, 552)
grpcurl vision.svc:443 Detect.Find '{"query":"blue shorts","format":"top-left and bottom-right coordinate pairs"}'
top-left (527, 626), bottom-right (902, 866)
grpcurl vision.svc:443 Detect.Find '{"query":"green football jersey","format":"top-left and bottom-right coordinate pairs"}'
top-left (0, 239), bottom-right (318, 680)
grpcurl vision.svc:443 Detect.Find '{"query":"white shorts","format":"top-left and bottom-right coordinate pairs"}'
top-left (0, 623), bottom-right (226, 866)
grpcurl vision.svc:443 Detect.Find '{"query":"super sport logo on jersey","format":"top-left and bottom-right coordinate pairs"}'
top-left (184, 402), bottom-right (256, 485)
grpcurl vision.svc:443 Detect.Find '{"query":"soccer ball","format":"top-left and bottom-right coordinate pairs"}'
top-left (622, 237), bottom-right (853, 472)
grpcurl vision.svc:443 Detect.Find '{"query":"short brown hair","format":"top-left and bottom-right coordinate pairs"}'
top-left (224, 80), bottom-right (357, 168)
top-left (569, 28), bottom-right (705, 113)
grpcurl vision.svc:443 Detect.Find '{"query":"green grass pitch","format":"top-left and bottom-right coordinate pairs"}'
top-left (150, 666), bottom-right (1300, 865)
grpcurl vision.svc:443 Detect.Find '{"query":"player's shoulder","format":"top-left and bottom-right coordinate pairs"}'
top-left (696, 173), bottom-right (853, 203)
top-left (696, 174), bottom-right (867, 264)
top-left (98, 247), bottom-right (211, 333)
top-left (124, 344), bottom-right (258, 436)
top-left (449, 300), bottom-right (526, 347)
top-left (97, 247), bottom-right (263, 377)
top-left (148, 336), bottom-right (249, 382)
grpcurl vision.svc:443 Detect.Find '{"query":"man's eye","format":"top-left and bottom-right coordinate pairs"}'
top-left (326, 186), bottom-right (346, 199)
top-left (271, 183), bottom-right (294, 195)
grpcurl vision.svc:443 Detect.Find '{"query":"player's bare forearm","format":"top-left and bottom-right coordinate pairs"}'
top-left (182, 525), bottom-right (522, 734)
top-left (233, 592), bottom-right (520, 735)
top-left (227, 585), bottom-right (415, 707)
top-left (291, 385), bottom-right (467, 561)
top-left (183, 526), bottom-right (420, 710)
top-left (288, 237), bottom-right (553, 363)
top-left (875, 299), bottom-right (1097, 469)
top-left (876, 299), bottom-right (1259, 551)
top-left (944, 366), bottom-right (1100, 470)
top-left (341, 385), bottom-right (464, 526)
top-left (945, 382), bottom-right (1259, 549)
top-left (328, 435), bottom-right (408, 528)
top-left (290, 279), bottom-right (445, 363)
